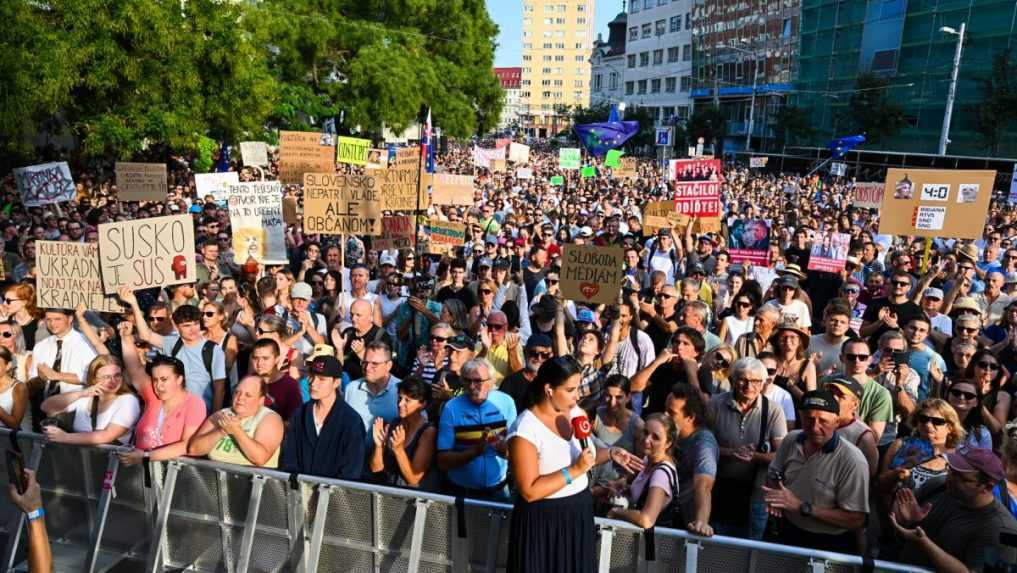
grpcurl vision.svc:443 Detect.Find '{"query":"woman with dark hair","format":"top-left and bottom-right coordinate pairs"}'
top-left (945, 379), bottom-right (993, 449)
top-left (369, 377), bottom-right (438, 490)
top-left (555, 226), bottom-right (572, 245)
top-left (507, 356), bottom-right (644, 573)
top-left (962, 349), bottom-right (1009, 436)
top-left (718, 290), bottom-right (760, 345)
top-left (593, 375), bottom-right (644, 456)
top-left (0, 347), bottom-right (27, 430)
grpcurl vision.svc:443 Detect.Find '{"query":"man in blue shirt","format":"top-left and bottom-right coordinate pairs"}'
top-left (437, 358), bottom-right (517, 500)
top-left (344, 342), bottom-right (401, 445)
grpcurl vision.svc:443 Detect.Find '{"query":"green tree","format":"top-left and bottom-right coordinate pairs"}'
top-left (687, 106), bottom-right (727, 156)
top-left (840, 73), bottom-right (905, 147)
top-left (770, 105), bottom-right (814, 150)
top-left (968, 50), bottom-right (1017, 155)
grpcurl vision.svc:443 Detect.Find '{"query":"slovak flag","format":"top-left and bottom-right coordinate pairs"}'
top-left (422, 108), bottom-right (435, 173)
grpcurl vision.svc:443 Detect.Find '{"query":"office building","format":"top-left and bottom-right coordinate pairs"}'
top-left (590, 9), bottom-right (627, 109)
top-left (622, 0), bottom-right (695, 126)
top-left (520, 0), bottom-right (596, 137)
top-left (494, 67), bottom-right (524, 131)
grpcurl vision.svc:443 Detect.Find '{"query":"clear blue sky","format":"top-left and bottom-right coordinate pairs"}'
top-left (487, 0), bottom-right (623, 67)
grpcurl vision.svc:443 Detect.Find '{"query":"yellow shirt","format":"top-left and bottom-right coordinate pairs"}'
top-left (207, 406), bottom-right (280, 468)
top-left (484, 342), bottom-right (522, 387)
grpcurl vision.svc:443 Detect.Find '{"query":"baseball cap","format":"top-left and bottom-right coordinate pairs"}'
top-left (777, 275), bottom-right (800, 289)
top-left (310, 344), bottom-right (335, 359)
top-left (687, 262), bottom-right (706, 276)
top-left (580, 226), bottom-right (594, 238)
top-left (478, 257), bottom-right (493, 268)
top-left (493, 258), bottom-right (510, 269)
top-left (380, 253), bottom-right (397, 267)
top-left (447, 334), bottom-right (476, 351)
top-left (821, 375), bottom-right (864, 401)
top-left (1006, 272), bottom-right (1017, 285)
top-left (291, 282), bottom-right (313, 300)
top-left (525, 333), bottom-right (554, 350)
top-left (922, 287), bottom-right (944, 300)
top-left (657, 228), bottom-right (671, 237)
top-left (799, 390), bottom-right (839, 415)
top-left (576, 308), bottom-right (597, 324)
top-left (309, 356), bottom-right (342, 378)
top-left (946, 447), bottom-right (1005, 482)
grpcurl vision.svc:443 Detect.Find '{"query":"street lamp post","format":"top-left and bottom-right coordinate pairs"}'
top-left (718, 42), bottom-right (759, 152)
top-left (938, 22), bottom-right (966, 156)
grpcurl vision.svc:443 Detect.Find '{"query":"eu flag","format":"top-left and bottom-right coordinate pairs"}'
top-left (828, 134), bottom-right (865, 159)
top-left (573, 120), bottom-right (640, 156)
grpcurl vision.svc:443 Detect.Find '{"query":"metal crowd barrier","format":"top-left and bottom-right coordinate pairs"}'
top-left (0, 430), bottom-right (928, 573)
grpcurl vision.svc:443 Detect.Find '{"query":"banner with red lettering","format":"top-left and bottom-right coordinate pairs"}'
top-left (670, 158), bottom-right (723, 217)
top-left (728, 218), bottom-right (770, 265)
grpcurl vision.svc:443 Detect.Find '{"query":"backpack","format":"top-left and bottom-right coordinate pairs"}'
top-left (172, 338), bottom-right (217, 383)
top-left (634, 462), bottom-right (681, 528)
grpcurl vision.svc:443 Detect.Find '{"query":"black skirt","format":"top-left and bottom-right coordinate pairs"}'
top-left (506, 489), bottom-right (595, 573)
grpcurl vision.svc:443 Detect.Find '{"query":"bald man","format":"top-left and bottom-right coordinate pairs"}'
top-left (335, 299), bottom-right (393, 383)
top-left (641, 284), bottom-right (682, 353)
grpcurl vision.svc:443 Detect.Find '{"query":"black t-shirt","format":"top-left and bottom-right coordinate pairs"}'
top-left (436, 284), bottom-right (478, 310)
top-left (341, 325), bottom-right (392, 381)
top-left (523, 266), bottom-right (547, 301)
top-left (499, 369), bottom-right (532, 414)
top-left (861, 297), bottom-right (922, 349)
top-left (643, 361), bottom-right (712, 416)
top-left (785, 246), bottom-right (810, 268)
top-left (644, 310), bottom-right (680, 354)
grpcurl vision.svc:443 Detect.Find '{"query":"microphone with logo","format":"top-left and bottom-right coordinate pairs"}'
top-left (571, 413), bottom-right (593, 452)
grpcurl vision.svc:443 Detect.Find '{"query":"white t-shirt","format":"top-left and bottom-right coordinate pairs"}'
top-left (929, 313), bottom-right (952, 337)
top-left (66, 394), bottom-right (142, 444)
top-left (765, 299), bottom-right (811, 329)
top-left (764, 384), bottom-right (796, 425)
top-left (508, 407), bottom-right (589, 498)
top-left (722, 315), bottom-right (754, 345)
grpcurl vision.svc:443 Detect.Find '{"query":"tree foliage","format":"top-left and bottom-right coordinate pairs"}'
top-left (770, 105), bottom-right (814, 150)
top-left (840, 73), bottom-right (905, 146)
top-left (968, 50), bottom-right (1017, 155)
top-left (687, 106), bottom-right (727, 155)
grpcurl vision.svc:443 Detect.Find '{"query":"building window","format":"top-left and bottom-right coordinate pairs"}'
top-left (575, 42), bottom-right (585, 49)
top-left (642, 23), bottom-right (652, 38)
top-left (670, 15), bottom-right (681, 32)
top-left (638, 80), bottom-right (647, 94)
top-left (625, 81), bottom-right (635, 95)
top-left (609, 72), bottom-right (619, 90)
top-left (651, 79), bottom-right (661, 93)
top-left (644, 0), bottom-right (652, 9)
top-left (685, 13), bottom-right (691, 29)
top-left (655, 20), bottom-right (666, 36)
top-left (627, 54), bottom-right (637, 68)
top-left (523, 55), bottom-right (531, 61)
top-left (578, 17), bottom-right (587, 24)
top-left (630, 0), bottom-right (639, 12)
top-left (574, 79), bottom-right (585, 87)
top-left (543, 67), bottom-right (551, 73)
top-left (555, 43), bottom-right (565, 49)
top-left (665, 77), bottom-right (677, 92)
top-left (676, 105), bottom-right (689, 120)
top-left (653, 49), bottom-right (664, 65)
top-left (629, 26), bottom-right (638, 41)
top-left (523, 43), bottom-right (532, 49)
top-left (575, 55), bottom-right (585, 61)
top-left (543, 43), bottom-right (552, 48)
top-left (554, 55), bottom-right (564, 62)
top-left (556, 17), bottom-right (566, 24)
top-left (667, 46), bottom-right (679, 62)
top-left (680, 76), bottom-right (691, 91)
top-left (640, 52), bottom-right (649, 67)
top-left (544, 18), bottom-right (553, 25)
top-left (683, 44), bottom-right (692, 61)
top-left (577, 4), bottom-right (586, 12)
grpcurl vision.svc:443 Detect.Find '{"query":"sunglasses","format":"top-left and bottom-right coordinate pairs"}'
top-left (149, 316), bottom-right (166, 323)
top-left (430, 335), bottom-right (450, 343)
top-left (3, 298), bottom-right (22, 304)
top-left (735, 300), bottom-right (752, 308)
top-left (977, 361), bottom-right (999, 370)
top-left (203, 311), bottom-right (217, 318)
top-left (917, 414), bottom-right (948, 427)
top-left (957, 327), bottom-right (978, 334)
top-left (527, 351), bottom-right (553, 360)
top-left (766, 367), bottom-right (777, 375)
top-left (892, 281), bottom-right (911, 287)
top-left (480, 289), bottom-right (494, 295)
top-left (546, 279), bottom-right (559, 285)
top-left (488, 323), bottom-right (507, 330)
top-left (0, 332), bottom-right (12, 339)
top-left (949, 389), bottom-right (977, 400)
top-left (843, 353), bottom-right (870, 362)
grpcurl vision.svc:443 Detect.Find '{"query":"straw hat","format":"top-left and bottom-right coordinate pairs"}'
top-left (771, 318), bottom-right (810, 349)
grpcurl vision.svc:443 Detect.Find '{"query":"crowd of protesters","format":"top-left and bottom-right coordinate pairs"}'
top-left (2, 140), bottom-right (1017, 572)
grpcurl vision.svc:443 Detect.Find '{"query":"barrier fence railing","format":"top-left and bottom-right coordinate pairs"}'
top-left (0, 430), bottom-right (928, 573)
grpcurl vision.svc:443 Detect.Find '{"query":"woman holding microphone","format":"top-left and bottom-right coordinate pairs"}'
top-left (507, 356), bottom-right (643, 572)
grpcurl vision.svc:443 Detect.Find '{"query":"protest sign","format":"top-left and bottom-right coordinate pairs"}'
top-left (671, 159), bottom-right (722, 217)
top-left (115, 162), bottom-right (167, 202)
top-left (372, 146), bottom-right (429, 211)
top-left (374, 216), bottom-right (415, 251)
top-left (337, 136), bottom-right (372, 166)
top-left (581, 166), bottom-right (596, 178)
top-left (605, 149), bottom-right (623, 168)
top-left (13, 162), bottom-right (75, 207)
top-left (878, 168), bottom-right (996, 239)
top-left (490, 159), bottom-right (507, 173)
top-left (428, 220), bottom-right (466, 254)
top-left (615, 157), bottom-right (638, 179)
top-left (508, 143), bottom-right (530, 163)
top-left (194, 172), bottom-right (240, 202)
top-left (807, 231), bottom-right (851, 273)
top-left (749, 157), bottom-right (768, 168)
top-left (278, 131), bottom-right (335, 184)
top-left (239, 141), bottom-right (269, 166)
top-left (37, 241), bottom-right (123, 312)
top-left (303, 173), bottom-right (382, 236)
top-left (830, 162), bottom-right (847, 177)
top-left (473, 147), bottom-right (505, 169)
top-left (642, 201), bottom-right (678, 234)
top-left (227, 182), bottom-right (287, 264)
top-left (432, 174), bottom-right (475, 206)
top-left (559, 148), bottom-right (581, 170)
top-left (367, 149), bottom-right (387, 169)
top-left (550, 176), bottom-right (564, 186)
top-left (282, 196), bottom-right (299, 225)
top-left (97, 215), bottom-right (196, 293)
top-left (516, 168), bottom-right (533, 180)
top-left (728, 219), bottom-right (770, 265)
top-left (853, 182), bottom-right (885, 210)
top-left (560, 244), bottom-right (624, 306)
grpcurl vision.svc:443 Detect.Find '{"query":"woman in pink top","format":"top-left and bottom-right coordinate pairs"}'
top-left (118, 326), bottom-right (206, 466)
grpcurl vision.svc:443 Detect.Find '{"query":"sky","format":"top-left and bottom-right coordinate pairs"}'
top-left (487, 0), bottom-right (623, 68)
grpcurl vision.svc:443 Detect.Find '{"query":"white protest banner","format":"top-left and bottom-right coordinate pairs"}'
top-left (831, 162), bottom-right (847, 177)
top-left (516, 168), bottom-right (533, 180)
top-left (853, 182), bottom-right (885, 210)
top-left (432, 174), bottom-right (475, 206)
top-left (374, 216), bottom-right (415, 251)
top-left (278, 131), bottom-right (335, 184)
top-left (36, 241), bottom-right (123, 312)
top-left (302, 173), bottom-right (382, 236)
top-left (13, 162), bottom-right (75, 207)
top-left (560, 244), bottom-right (624, 306)
top-left (115, 162), bottom-right (167, 202)
top-left (227, 182), bottom-right (287, 264)
top-left (98, 215), bottom-right (196, 293)
top-left (239, 141), bottom-right (270, 166)
top-left (749, 157), bottom-right (769, 168)
top-left (508, 143), bottom-right (530, 163)
top-left (337, 136), bottom-right (372, 166)
top-left (473, 147), bottom-right (505, 169)
top-left (559, 148), bottom-right (581, 170)
top-left (194, 172), bottom-right (240, 202)
top-left (807, 231), bottom-right (851, 273)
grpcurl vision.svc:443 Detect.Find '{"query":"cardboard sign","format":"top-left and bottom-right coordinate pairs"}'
top-left (374, 215), bottom-right (415, 251)
top-left (749, 157), bottom-right (768, 168)
top-left (367, 148), bottom-right (388, 169)
top-left (490, 159), bottom-right (507, 173)
top-left (227, 182), bottom-right (287, 264)
top-left (278, 131), bottom-right (335, 184)
top-left (428, 220), bottom-right (466, 254)
top-left (239, 141), bottom-right (270, 166)
top-left (508, 143), bottom-right (530, 163)
top-left (516, 168), bottom-right (533, 180)
top-left (615, 157), bottom-right (638, 179)
top-left (560, 243), bottom-right (624, 306)
top-left (642, 200), bottom-right (677, 234)
top-left (282, 196), bottom-right (299, 225)
top-left (302, 173), bottom-right (382, 236)
top-left (807, 231), bottom-right (851, 273)
top-left (13, 162), bottom-right (75, 207)
top-left (115, 162), bottom-right (167, 202)
top-left (473, 147), bottom-right (505, 169)
top-left (728, 219), bottom-right (770, 265)
top-left (432, 174), bottom-right (475, 206)
top-left (853, 182), bottom-right (885, 210)
top-left (337, 136), bottom-right (372, 165)
top-left (97, 215), bottom-right (196, 293)
top-left (878, 168), bottom-right (996, 239)
top-left (194, 172), bottom-right (239, 202)
top-left (36, 241), bottom-right (123, 312)
top-left (559, 148), bottom-right (581, 170)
